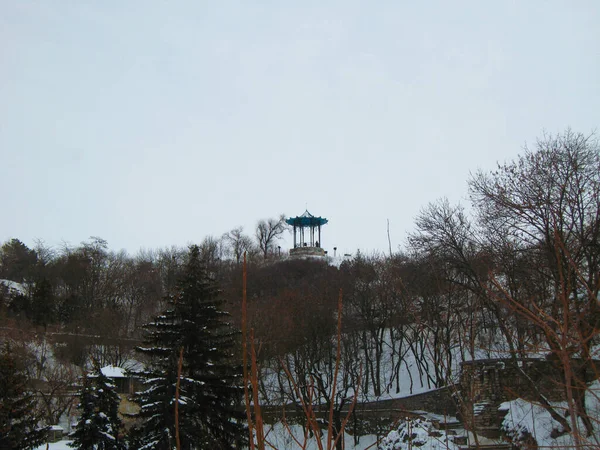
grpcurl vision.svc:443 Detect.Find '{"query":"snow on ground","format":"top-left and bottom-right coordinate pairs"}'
top-left (35, 441), bottom-right (73, 450)
top-left (500, 380), bottom-right (600, 448)
top-left (0, 278), bottom-right (27, 294)
top-left (325, 254), bottom-right (353, 268)
top-left (380, 418), bottom-right (460, 450)
top-left (38, 428), bottom-right (377, 450)
top-left (259, 422), bottom-right (378, 450)
top-left (259, 323), bottom-right (527, 408)
top-left (259, 328), bottom-right (463, 407)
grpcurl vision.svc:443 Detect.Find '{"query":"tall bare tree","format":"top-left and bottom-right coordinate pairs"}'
top-left (223, 227), bottom-right (256, 264)
top-left (469, 130), bottom-right (600, 437)
top-left (255, 215), bottom-right (287, 259)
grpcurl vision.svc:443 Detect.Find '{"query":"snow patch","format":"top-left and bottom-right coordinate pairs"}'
top-left (0, 279), bottom-right (26, 294)
top-left (500, 380), bottom-right (600, 448)
top-left (380, 417), bottom-right (461, 450)
top-left (100, 365), bottom-right (126, 378)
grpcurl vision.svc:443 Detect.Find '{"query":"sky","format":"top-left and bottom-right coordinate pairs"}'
top-left (1, 1), bottom-right (599, 257)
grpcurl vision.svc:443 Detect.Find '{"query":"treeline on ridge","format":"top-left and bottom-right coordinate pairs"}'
top-left (1, 129), bottom-right (599, 442)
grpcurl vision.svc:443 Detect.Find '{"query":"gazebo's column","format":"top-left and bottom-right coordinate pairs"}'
top-left (293, 225), bottom-right (297, 247)
top-left (318, 225), bottom-right (321, 247)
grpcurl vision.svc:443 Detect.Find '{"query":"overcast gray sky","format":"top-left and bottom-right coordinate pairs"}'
top-left (1, 1), bottom-right (599, 256)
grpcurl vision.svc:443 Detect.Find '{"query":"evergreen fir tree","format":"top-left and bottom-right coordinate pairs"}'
top-left (0, 342), bottom-right (47, 450)
top-left (69, 364), bottom-right (124, 450)
top-left (69, 372), bottom-right (96, 449)
top-left (133, 245), bottom-right (246, 449)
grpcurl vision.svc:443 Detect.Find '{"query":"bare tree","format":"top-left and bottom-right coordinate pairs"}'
top-left (198, 235), bottom-right (225, 274)
top-left (407, 198), bottom-right (506, 355)
top-left (340, 252), bottom-right (391, 396)
top-left (23, 338), bottom-right (80, 426)
top-left (155, 246), bottom-right (186, 296)
top-left (223, 227), bottom-right (256, 264)
top-left (35, 361), bottom-right (79, 425)
top-left (255, 215), bottom-right (287, 259)
top-left (406, 130), bottom-right (600, 444)
top-left (121, 255), bottom-right (163, 336)
top-left (469, 130), bottom-right (600, 439)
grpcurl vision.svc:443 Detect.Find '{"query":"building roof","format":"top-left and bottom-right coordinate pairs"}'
top-left (286, 210), bottom-right (328, 227)
top-left (101, 365), bottom-right (127, 378)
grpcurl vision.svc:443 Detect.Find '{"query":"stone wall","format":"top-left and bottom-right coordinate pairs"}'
top-left (458, 358), bottom-right (599, 438)
top-left (289, 246), bottom-right (326, 257)
top-left (261, 386), bottom-right (459, 435)
top-left (387, 386), bottom-right (458, 416)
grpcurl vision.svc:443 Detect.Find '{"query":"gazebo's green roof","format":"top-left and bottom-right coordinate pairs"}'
top-left (286, 210), bottom-right (328, 227)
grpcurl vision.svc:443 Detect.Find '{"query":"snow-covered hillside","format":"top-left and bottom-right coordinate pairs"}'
top-left (0, 278), bottom-right (27, 295)
top-left (500, 380), bottom-right (600, 449)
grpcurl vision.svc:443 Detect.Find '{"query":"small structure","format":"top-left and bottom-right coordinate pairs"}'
top-left (286, 210), bottom-right (328, 257)
top-left (47, 425), bottom-right (64, 443)
top-left (100, 365), bottom-right (140, 395)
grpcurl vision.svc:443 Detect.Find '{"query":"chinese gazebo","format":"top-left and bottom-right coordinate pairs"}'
top-left (286, 210), bottom-right (328, 257)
